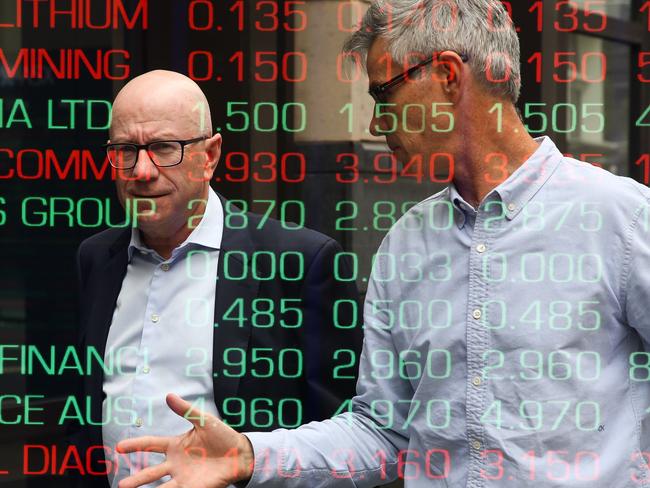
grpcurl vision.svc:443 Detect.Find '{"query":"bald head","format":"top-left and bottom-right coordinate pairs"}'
top-left (109, 70), bottom-right (223, 258)
top-left (110, 70), bottom-right (212, 140)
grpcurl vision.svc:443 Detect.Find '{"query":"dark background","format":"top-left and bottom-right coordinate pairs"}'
top-left (0, 0), bottom-right (648, 486)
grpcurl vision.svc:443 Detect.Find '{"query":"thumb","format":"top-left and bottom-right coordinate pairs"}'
top-left (166, 393), bottom-right (208, 428)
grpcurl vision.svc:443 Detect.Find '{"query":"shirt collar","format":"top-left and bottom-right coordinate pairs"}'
top-left (448, 184), bottom-right (474, 229)
top-left (448, 136), bottom-right (562, 228)
top-left (128, 186), bottom-right (223, 262)
top-left (494, 136), bottom-right (563, 220)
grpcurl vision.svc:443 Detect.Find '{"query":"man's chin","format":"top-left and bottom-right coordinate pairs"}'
top-left (124, 197), bottom-right (163, 228)
top-left (391, 147), bottom-right (406, 164)
top-left (126, 196), bottom-right (160, 221)
top-left (131, 213), bottom-right (162, 231)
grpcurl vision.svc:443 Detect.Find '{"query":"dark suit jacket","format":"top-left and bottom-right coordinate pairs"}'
top-left (70, 194), bottom-right (362, 486)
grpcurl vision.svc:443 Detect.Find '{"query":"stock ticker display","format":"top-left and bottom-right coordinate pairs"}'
top-left (0, 0), bottom-right (649, 486)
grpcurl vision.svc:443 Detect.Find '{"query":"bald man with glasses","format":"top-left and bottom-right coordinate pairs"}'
top-left (70, 69), bottom-right (362, 488)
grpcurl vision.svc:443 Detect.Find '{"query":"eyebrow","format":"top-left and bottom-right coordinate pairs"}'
top-left (111, 134), bottom-right (181, 143)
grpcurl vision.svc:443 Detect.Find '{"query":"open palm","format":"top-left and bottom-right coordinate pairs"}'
top-left (117, 393), bottom-right (254, 488)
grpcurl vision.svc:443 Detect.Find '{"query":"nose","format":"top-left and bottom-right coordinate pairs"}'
top-left (369, 103), bottom-right (383, 137)
top-left (368, 102), bottom-right (391, 138)
top-left (130, 149), bottom-right (159, 181)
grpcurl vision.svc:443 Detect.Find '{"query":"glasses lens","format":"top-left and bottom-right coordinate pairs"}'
top-left (107, 145), bottom-right (137, 169)
top-left (149, 141), bottom-right (183, 167)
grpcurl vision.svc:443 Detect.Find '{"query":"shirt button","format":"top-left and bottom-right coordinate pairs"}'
top-left (151, 314), bottom-right (160, 323)
top-left (472, 309), bottom-right (482, 319)
top-left (161, 263), bottom-right (170, 271)
top-left (135, 418), bottom-right (143, 427)
top-left (472, 376), bottom-right (482, 387)
top-left (507, 202), bottom-right (516, 212)
top-left (476, 243), bottom-right (486, 253)
top-left (472, 440), bottom-right (481, 450)
top-left (142, 366), bottom-right (150, 374)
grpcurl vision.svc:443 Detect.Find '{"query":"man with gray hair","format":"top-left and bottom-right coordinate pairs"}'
top-left (117, 1), bottom-right (650, 487)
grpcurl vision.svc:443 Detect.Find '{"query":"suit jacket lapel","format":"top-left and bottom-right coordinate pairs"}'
top-left (84, 229), bottom-right (131, 354)
top-left (212, 194), bottom-right (258, 406)
top-left (83, 228), bottom-right (130, 447)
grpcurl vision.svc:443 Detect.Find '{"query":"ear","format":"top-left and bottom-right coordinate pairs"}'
top-left (436, 51), bottom-right (465, 101)
top-left (202, 133), bottom-right (222, 181)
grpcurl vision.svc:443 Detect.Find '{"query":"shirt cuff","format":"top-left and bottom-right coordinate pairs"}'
top-left (240, 431), bottom-right (287, 487)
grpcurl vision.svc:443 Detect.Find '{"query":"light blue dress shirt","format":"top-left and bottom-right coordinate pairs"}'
top-left (245, 137), bottom-right (650, 487)
top-left (102, 187), bottom-right (223, 487)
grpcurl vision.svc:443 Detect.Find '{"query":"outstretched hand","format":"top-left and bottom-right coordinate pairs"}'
top-left (117, 393), bottom-right (254, 488)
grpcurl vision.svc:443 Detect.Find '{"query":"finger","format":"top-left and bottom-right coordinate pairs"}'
top-left (117, 461), bottom-right (170, 488)
top-left (166, 393), bottom-right (210, 428)
top-left (117, 435), bottom-right (170, 454)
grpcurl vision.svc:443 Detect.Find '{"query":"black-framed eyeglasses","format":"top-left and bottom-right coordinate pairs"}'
top-left (368, 52), bottom-right (469, 104)
top-left (103, 136), bottom-right (209, 169)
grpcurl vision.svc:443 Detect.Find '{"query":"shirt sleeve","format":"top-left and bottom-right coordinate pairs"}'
top-left (624, 198), bottom-right (650, 350)
top-left (243, 251), bottom-right (412, 487)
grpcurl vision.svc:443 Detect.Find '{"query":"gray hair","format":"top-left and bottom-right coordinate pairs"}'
top-left (343, 0), bottom-right (521, 103)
